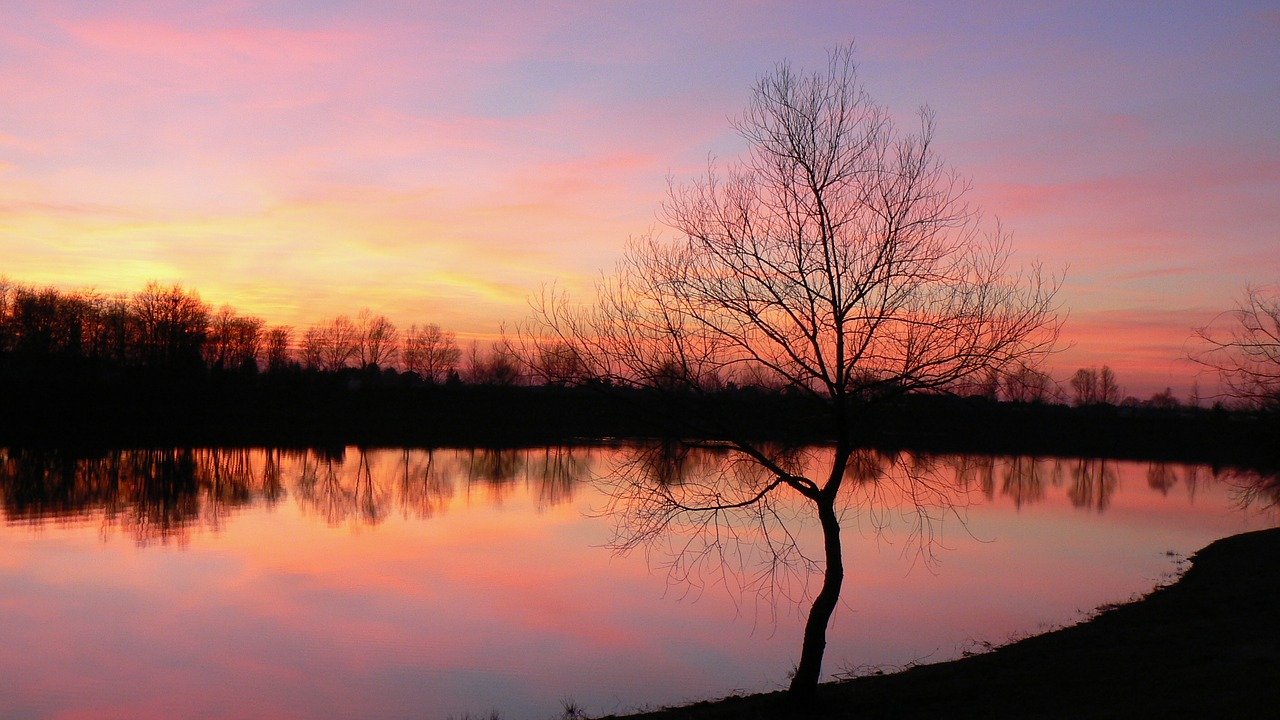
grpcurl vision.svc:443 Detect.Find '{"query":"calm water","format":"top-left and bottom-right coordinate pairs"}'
top-left (0, 446), bottom-right (1275, 719)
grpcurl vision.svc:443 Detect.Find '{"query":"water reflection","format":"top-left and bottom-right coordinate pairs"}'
top-left (945, 455), bottom-right (1246, 514)
top-left (1067, 458), bottom-right (1120, 511)
top-left (0, 445), bottom-right (1277, 720)
top-left (1227, 468), bottom-right (1280, 510)
top-left (1, 447), bottom-right (1276, 544)
top-left (0, 447), bottom-right (595, 544)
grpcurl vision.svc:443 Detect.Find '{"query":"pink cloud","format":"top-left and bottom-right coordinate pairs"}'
top-left (63, 18), bottom-right (358, 66)
top-left (0, 2), bottom-right (1275, 399)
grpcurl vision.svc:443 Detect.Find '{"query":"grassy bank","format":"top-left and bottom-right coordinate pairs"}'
top-left (610, 526), bottom-right (1280, 719)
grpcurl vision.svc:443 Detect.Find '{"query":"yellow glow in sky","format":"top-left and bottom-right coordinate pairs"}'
top-left (2, 3), bottom-right (1277, 396)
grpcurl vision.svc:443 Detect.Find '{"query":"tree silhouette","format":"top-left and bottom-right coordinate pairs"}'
top-left (0, 275), bottom-right (488, 385)
top-left (1194, 284), bottom-right (1280, 409)
top-left (465, 339), bottom-right (520, 385)
top-left (204, 304), bottom-right (264, 372)
top-left (1002, 363), bottom-right (1061, 403)
top-left (0, 276), bottom-right (11, 348)
top-left (356, 309), bottom-right (399, 369)
top-left (83, 291), bottom-right (131, 365)
top-left (317, 315), bottom-right (359, 371)
top-left (300, 326), bottom-right (325, 371)
top-left (129, 282), bottom-right (209, 369)
top-left (523, 44), bottom-right (1059, 704)
top-left (1070, 365), bottom-right (1121, 406)
top-left (265, 325), bottom-right (294, 372)
top-left (402, 323), bottom-right (461, 382)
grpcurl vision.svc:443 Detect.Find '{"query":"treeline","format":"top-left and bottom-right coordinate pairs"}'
top-left (0, 275), bottom-right (603, 445)
top-left (0, 277), bottom-right (494, 381)
top-left (3, 447), bottom-right (1275, 545)
top-left (0, 447), bottom-right (588, 544)
top-left (961, 363), bottom-right (1210, 412)
top-left (1, 277), bottom-right (1274, 463)
top-left (0, 276), bottom-right (1223, 410)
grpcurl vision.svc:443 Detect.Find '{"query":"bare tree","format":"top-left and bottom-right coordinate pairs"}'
top-left (1070, 365), bottom-right (1121, 406)
top-left (84, 292), bottom-right (131, 365)
top-left (230, 315), bottom-right (263, 371)
top-left (1002, 363), bottom-right (1061, 403)
top-left (265, 325), bottom-right (293, 372)
top-left (1147, 387), bottom-right (1180, 410)
top-left (0, 276), bottom-right (12, 353)
top-left (402, 323), bottom-right (461, 382)
top-left (528, 340), bottom-right (588, 386)
top-left (299, 327), bottom-right (324, 371)
top-left (523, 45), bottom-right (1059, 704)
top-left (129, 282), bottom-right (209, 368)
top-left (464, 339), bottom-right (520, 386)
top-left (205, 305), bottom-right (264, 372)
top-left (1070, 368), bottom-right (1097, 406)
top-left (1099, 365), bottom-right (1121, 403)
top-left (4, 284), bottom-right (88, 357)
top-left (317, 315), bottom-right (359, 371)
top-left (204, 305), bottom-right (238, 370)
top-left (356, 309), bottom-right (399, 369)
top-left (1193, 284), bottom-right (1280, 409)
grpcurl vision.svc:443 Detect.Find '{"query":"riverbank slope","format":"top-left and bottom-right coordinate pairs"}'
top-left (615, 526), bottom-right (1280, 719)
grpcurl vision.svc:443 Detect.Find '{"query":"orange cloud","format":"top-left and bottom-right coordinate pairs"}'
top-left (1049, 306), bottom-right (1216, 399)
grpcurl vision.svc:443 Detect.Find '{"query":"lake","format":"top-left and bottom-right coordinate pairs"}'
top-left (0, 446), bottom-right (1275, 719)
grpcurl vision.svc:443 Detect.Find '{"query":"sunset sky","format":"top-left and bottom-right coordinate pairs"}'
top-left (2, 2), bottom-right (1276, 397)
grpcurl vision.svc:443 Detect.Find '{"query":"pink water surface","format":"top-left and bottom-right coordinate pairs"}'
top-left (0, 447), bottom-right (1273, 719)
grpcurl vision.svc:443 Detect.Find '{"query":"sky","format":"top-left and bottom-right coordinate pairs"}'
top-left (1, 1), bottom-right (1277, 398)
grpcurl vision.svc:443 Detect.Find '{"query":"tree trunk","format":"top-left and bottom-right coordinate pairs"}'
top-left (787, 494), bottom-right (844, 707)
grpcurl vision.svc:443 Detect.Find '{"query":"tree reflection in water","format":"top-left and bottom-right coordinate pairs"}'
top-left (0, 447), bottom-right (1275, 545)
top-left (0, 447), bottom-right (599, 542)
top-left (397, 448), bottom-right (455, 519)
top-left (1146, 462), bottom-right (1179, 496)
top-left (1066, 458), bottom-right (1120, 511)
top-left (1227, 468), bottom-right (1280, 511)
top-left (944, 454), bottom-right (1273, 518)
top-left (528, 446), bottom-right (589, 510)
top-left (1002, 456), bottom-right (1053, 507)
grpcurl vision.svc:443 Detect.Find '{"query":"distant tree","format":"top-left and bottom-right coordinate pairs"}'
top-left (526, 340), bottom-right (588, 386)
top-left (1099, 365), bottom-right (1121, 404)
top-left (1193, 284), bottom-right (1280, 409)
top-left (1147, 387), bottom-right (1181, 410)
top-left (129, 282), bottom-right (209, 369)
top-left (1070, 368), bottom-right (1097, 405)
top-left (402, 323), bottom-right (460, 382)
top-left (522, 44), bottom-right (1059, 705)
top-left (299, 327), bottom-right (325, 371)
top-left (0, 276), bottom-right (12, 352)
top-left (204, 305), bottom-right (236, 370)
top-left (229, 315), bottom-right (264, 371)
top-left (6, 285), bottom-right (86, 357)
top-left (265, 326), bottom-right (294, 372)
top-left (1002, 363), bottom-right (1060, 403)
top-left (205, 305), bottom-right (264, 372)
top-left (1070, 365), bottom-right (1121, 406)
top-left (966, 367), bottom-right (1001, 400)
top-left (356, 309), bottom-right (399, 369)
top-left (317, 315), bottom-right (359, 371)
top-left (83, 292), bottom-right (131, 365)
top-left (465, 339), bottom-right (520, 386)
top-left (0, 283), bottom-right (133, 364)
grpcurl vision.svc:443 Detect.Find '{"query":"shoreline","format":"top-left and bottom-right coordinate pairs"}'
top-left (610, 526), bottom-right (1280, 719)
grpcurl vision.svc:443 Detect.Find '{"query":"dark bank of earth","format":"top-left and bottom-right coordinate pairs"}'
top-left (614, 527), bottom-right (1280, 720)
